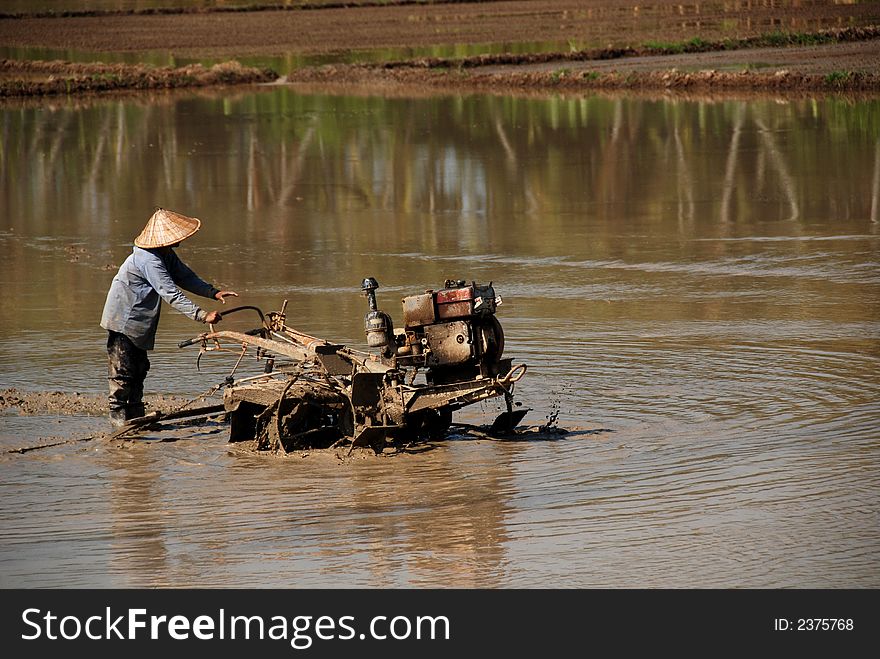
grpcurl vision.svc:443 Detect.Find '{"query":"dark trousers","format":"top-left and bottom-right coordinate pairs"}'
top-left (107, 331), bottom-right (150, 417)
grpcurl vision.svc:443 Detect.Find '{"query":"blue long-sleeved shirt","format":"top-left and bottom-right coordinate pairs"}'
top-left (100, 246), bottom-right (219, 350)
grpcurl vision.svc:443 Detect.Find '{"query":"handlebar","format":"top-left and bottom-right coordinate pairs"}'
top-left (178, 334), bottom-right (208, 349)
top-left (178, 327), bottom-right (265, 349)
top-left (178, 306), bottom-right (266, 349)
top-left (218, 306), bottom-right (266, 324)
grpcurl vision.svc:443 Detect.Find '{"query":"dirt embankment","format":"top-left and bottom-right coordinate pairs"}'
top-left (0, 59), bottom-right (278, 97)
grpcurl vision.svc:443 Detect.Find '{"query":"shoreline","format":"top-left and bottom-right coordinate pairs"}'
top-left (285, 68), bottom-right (880, 95)
top-left (0, 59), bottom-right (278, 97)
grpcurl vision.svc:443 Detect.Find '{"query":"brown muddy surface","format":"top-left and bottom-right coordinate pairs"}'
top-left (0, 384), bottom-right (580, 462)
top-left (0, 385), bottom-right (577, 435)
top-left (0, 388), bottom-right (191, 416)
top-left (2, 1), bottom-right (878, 57)
top-left (1, 0), bottom-right (879, 93)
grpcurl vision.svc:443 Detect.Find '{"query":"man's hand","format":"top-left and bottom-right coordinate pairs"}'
top-left (205, 291), bottom-right (237, 323)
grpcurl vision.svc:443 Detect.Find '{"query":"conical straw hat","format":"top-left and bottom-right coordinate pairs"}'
top-left (134, 208), bottom-right (201, 248)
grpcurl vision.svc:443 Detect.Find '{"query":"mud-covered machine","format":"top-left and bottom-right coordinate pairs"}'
top-left (178, 279), bottom-right (527, 452)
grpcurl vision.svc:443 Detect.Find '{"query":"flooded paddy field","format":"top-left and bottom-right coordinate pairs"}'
top-left (2, 1), bottom-right (879, 100)
top-left (3, 0), bottom-right (879, 60)
top-left (1, 83), bottom-right (878, 587)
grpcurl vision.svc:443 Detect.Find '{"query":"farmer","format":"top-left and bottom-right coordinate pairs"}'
top-left (100, 208), bottom-right (238, 425)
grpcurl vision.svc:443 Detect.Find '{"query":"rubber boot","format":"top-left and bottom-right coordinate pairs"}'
top-left (109, 407), bottom-right (128, 428)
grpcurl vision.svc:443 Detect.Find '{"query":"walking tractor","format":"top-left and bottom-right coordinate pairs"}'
top-left (174, 278), bottom-right (528, 453)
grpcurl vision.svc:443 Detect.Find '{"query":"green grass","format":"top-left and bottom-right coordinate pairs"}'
top-left (644, 29), bottom-right (846, 55)
top-left (824, 70), bottom-right (855, 86)
top-left (643, 37), bottom-right (710, 54)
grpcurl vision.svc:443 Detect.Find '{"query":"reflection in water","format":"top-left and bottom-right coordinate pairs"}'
top-left (86, 435), bottom-right (514, 588)
top-left (3, 91), bottom-right (877, 256)
top-left (720, 104), bottom-right (745, 226)
top-left (755, 117), bottom-right (799, 221)
top-left (0, 86), bottom-right (878, 587)
top-left (872, 139), bottom-right (880, 224)
top-left (106, 450), bottom-right (170, 587)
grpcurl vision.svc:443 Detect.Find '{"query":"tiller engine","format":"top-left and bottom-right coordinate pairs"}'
top-left (178, 278), bottom-right (527, 453)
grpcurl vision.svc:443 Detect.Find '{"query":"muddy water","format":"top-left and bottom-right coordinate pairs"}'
top-left (1, 87), bottom-right (878, 587)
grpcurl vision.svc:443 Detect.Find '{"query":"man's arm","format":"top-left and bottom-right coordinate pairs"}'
top-left (166, 251), bottom-right (220, 299)
top-left (139, 252), bottom-right (210, 322)
top-left (168, 252), bottom-right (238, 305)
